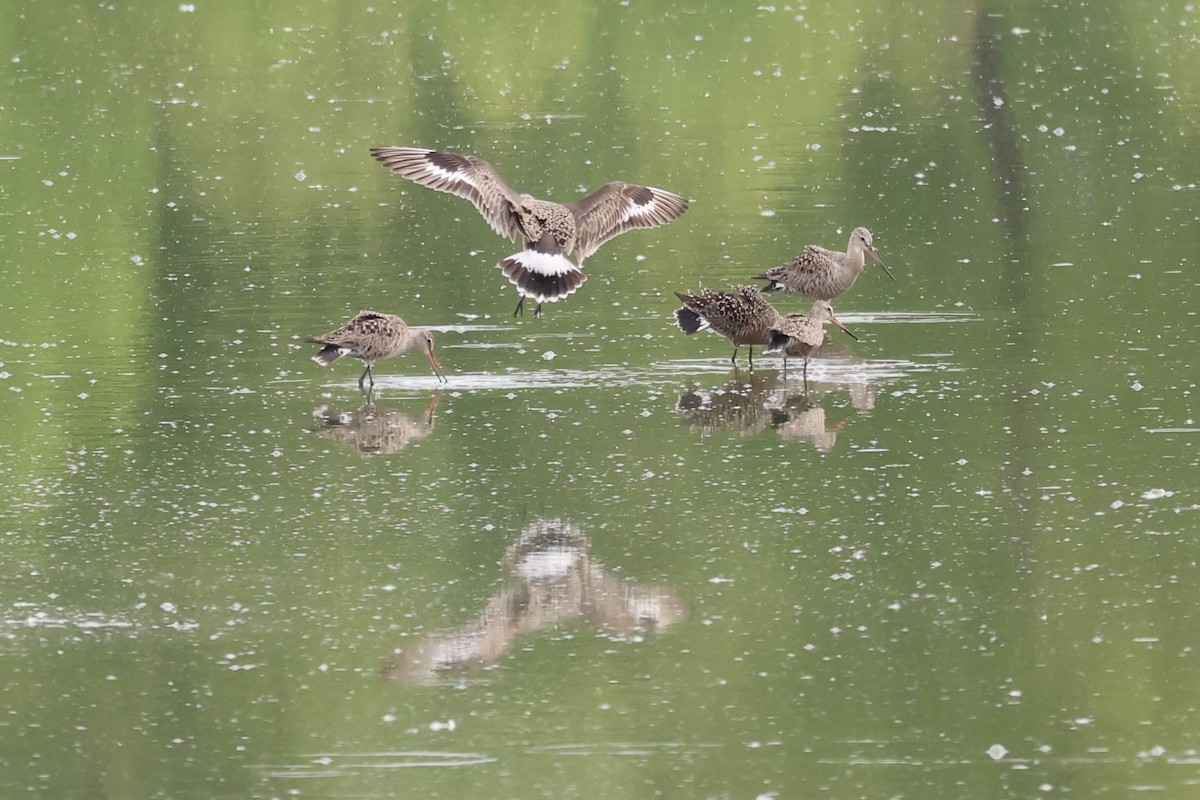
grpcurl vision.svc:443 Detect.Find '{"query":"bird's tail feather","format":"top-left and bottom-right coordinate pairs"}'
top-left (498, 251), bottom-right (587, 304)
top-left (765, 331), bottom-right (791, 353)
top-left (674, 307), bottom-right (708, 335)
top-left (309, 342), bottom-right (346, 367)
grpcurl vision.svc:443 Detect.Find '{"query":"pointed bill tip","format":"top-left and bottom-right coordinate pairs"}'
top-left (830, 315), bottom-right (861, 342)
top-left (869, 246), bottom-right (897, 282)
top-left (426, 351), bottom-right (448, 383)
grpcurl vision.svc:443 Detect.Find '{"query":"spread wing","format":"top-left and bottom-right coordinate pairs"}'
top-left (567, 182), bottom-right (688, 262)
top-left (369, 147), bottom-right (525, 242)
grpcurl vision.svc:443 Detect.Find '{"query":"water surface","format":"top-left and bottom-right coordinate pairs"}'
top-left (3, 1), bottom-right (1199, 798)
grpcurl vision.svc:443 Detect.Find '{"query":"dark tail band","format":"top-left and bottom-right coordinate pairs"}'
top-left (765, 330), bottom-right (791, 353)
top-left (674, 307), bottom-right (704, 335)
top-left (498, 254), bottom-right (587, 304)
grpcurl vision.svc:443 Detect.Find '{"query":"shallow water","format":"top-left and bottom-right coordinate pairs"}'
top-left (3, 1), bottom-right (1200, 798)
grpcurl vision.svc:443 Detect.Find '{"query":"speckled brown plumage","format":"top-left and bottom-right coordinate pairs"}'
top-left (370, 146), bottom-right (689, 317)
top-left (307, 310), bottom-right (446, 389)
top-left (755, 227), bottom-right (895, 301)
top-left (673, 285), bottom-right (783, 368)
top-left (765, 301), bottom-right (853, 384)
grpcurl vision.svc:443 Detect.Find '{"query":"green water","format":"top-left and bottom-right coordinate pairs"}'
top-left (3, 1), bottom-right (1199, 798)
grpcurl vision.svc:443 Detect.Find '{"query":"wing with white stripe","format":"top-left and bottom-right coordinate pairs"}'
top-left (370, 146), bottom-right (525, 242)
top-left (568, 182), bottom-right (689, 262)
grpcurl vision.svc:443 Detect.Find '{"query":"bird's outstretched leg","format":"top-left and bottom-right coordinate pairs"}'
top-left (513, 295), bottom-right (526, 317)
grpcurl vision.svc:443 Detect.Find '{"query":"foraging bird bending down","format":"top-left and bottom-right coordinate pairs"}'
top-left (307, 310), bottom-right (447, 389)
top-left (370, 146), bottom-right (690, 317)
top-left (765, 301), bottom-right (855, 384)
top-left (673, 285), bottom-right (786, 368)
top-left (755, 227), bottom-right (895, 303)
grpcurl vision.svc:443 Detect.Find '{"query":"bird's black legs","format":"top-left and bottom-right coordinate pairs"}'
top-left (513, 296), bottom-right (545, 318)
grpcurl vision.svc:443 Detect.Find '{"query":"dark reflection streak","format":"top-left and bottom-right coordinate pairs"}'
top-left (368, 14), bottom-right (478, 315)
top-left (150, 107), bottom-right (209, 403)
top-left (972, 8), bottom-right (1032, 291)
top-left (580, 5), bottom-right (630, 158)
top-left (972, 11), bottom-right (1041, 521)
top-left (405, 11), bottom-right (473, 143)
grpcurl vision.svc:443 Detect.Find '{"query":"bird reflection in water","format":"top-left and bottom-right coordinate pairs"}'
top-left (311, 394), bottom-right (439, 456)
top-left (769, 392), bottom-right (845, 453)
top-left (677, 368), bottom-right (876, 453)
top-left (790, 334), bottom-right (879, 413)
top-left (381, 518), bottom-right (687, 683)
top-left (675, 371), bottom-right (780, 438)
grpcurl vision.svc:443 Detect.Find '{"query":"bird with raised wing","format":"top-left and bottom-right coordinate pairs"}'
top-left (370, 146), bottom-right (689, 317)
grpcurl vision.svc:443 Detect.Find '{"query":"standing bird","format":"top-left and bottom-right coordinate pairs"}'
top-left (370, 146), bottom-right (689, 317)
top-left (755, 227), bottom-right (895, 303)
top-left (673, 285), bottom-right (786, 368)
top-left (307, 310), bottom-right (447, 389)
top-left (765, 301), bottom-right (855, 385)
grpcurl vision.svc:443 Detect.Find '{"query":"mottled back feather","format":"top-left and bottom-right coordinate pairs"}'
top-left (672, 286), bottom-right (780, 347)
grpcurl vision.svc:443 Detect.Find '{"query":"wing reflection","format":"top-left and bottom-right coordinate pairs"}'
top-left (381, 518), bottom-right (687, 683)
top-left (311, 394), bottom-right (439, 456)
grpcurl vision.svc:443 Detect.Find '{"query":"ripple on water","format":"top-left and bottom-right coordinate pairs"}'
top-left (325, 355), bottom-right (961, 394)
top-left (259, 750), bottom-right (498, 778)
top-left (526, 741), bottom-right (722, 758)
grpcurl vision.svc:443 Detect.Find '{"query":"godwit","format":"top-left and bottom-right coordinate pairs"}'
top-left (306, 310), bottom-right (447, 389)
top-left (755, 227), bottom-right (895, 302)
top-left (673, 285), bottom-right (784, 368)
top-left (370, 146), bottom-right (689, 317)
top-left (765, 301), bottom-right (854, 385)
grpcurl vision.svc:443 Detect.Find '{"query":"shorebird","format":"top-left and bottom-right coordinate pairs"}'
top-left (306, 310), bottom-right (447, 389)
top-left (765, 301), bottom-right (854, 385)
top-left (370, 146), bottom-right (689, 317)
top-left (755, 227), bottom-right (895, 302)
top-left (673, 285), bottom-right (785, 368)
